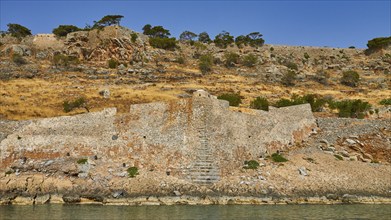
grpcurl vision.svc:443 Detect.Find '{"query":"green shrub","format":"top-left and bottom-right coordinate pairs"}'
top-left (379, 98), bottom-right (391, 105)
top-left (281, 70), bottom-right (297, 86)
top-left (149, 37), bottom-right (177, 50)
top-left (243, 160), bottom-right (260, 169)
top-left (12, 54), bottom-right (27, 66)
top-left (270, 47), bottom-right (274, 52)
top-left (198, 54), bottom-right (213, 74)
top-left (242, 54), bottom-right (258, 67)
top-left (285, 62), bottom-right (298, 71)
top-left (130, 33), bottom-right (138, 43)
top-left (313, 70), bottom-right (330, 85)
top-left (108, 58), bottom-right (119, 69)
top-left (250, 97), bottom-right (269, 111)
top-left (274, 94), bottom-right (326, 112)
top-left (127, 167), bottom-right (139, 178)
top-left (53, 54), bottom-right (79, 67)
top-left (328, 99), bottom-right (371, 119)
top-left (193, 41), bottom-right (207, 52)
top-left (217, 93), bottom-right (241, 107)
top-left (53, 25), bottom-right (81, 37)
top-left (77, 158), bottom-right (88, 164)
top-left (340, 70), bottom-right (360, 87)
top-left (175, 55), bottom-right (186, 64)
top-left (271, 153), bottom-right (288, 162)
top-left (367, 36), bottom-right (391, 50)
top-left (304, 52), bottom-right (310, 60)
top-left (63, 97), bottom-right (88, 113)
top-left (224, 52), bottom-right (240, 68)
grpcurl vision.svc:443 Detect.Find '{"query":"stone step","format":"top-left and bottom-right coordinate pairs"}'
top-left (191, 172), bottom-right (219, 177)
top-left (192, 175), bottom-right (220, 180)
top-left (192, 178), bottom-right (219, 184)
top-left (190, 168), bottom-right (219, 172)
top-left (192, 162), bottom-right (214, 166)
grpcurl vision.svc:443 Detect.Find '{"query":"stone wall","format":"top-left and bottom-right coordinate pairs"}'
top-left (33, 34), bottom-right (64, 50)
top-left (0, 90), bottom-right (316, 183)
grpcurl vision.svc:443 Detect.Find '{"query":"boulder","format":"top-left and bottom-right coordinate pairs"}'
top-left (2, 44), bottom-right (32, 56)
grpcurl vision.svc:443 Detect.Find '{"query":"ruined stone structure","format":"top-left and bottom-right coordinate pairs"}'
top-left (33, 34), bottom-right (64, 50)
top-left (0, 90), bottom-right (316, 185)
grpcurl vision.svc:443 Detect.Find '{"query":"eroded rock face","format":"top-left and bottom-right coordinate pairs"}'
top-left (0, 90), bottom-right (316, 189)
top-left (62, 26), bottom-right (147, 62)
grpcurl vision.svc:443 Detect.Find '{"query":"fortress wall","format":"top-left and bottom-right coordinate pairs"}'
top-left (33, 34), bottom-right (64, 49)
top-left (0, 91), bottom-right (316, 179)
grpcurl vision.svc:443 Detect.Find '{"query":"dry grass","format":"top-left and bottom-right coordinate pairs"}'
top-left (0, 62), bottom-right (389, 120)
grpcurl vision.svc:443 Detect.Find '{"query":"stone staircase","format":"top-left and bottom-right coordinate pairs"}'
top-left (189, 100), bottom-right (220, 184)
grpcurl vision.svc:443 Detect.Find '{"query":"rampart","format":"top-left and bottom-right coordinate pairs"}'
top-left (33, 34), bottom-right (64, 49)
top-left (0, 90), bottom-right (316, 184)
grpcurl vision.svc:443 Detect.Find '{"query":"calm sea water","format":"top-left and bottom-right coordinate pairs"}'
top-left (1, 204), bottom-right (391, 220)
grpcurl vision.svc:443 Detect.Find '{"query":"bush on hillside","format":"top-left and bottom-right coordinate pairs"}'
top-left (217, 93), bottom-right (242, 107)
top-left (108, 58), bottom-right (119, 69)
top-left (149, 37), bottom-right (177, 50)
top-left (281, 70), bottom-right (297, 86)
top-left (367, 36), bottom-right (391, 51)
top-left (328, 99), bottom-right (371, 119)
top-left (130, 33), bottom-right (138, 43)
top-left (127, 167), bottom-right (139, 178)
top-left (271, 153), bottom-right (288, 162)
top-left (12, 54), bottom-right (27, 66)
top-left (285, 62), bottom-right (298, 71)
top-left (242, 54), bottom-right (258, 67)
top-left (312, 70), bottom-right (330, 85)
top-left (243, 160), bottom-right (260, 169)
top-left (340, 70), bottom-right (360, 87)
top-left (63, 97), bottom-right (88, 113)
top-left (250, 97), bottom-right (269, 111)
top-left (198, 54), bottom-right (213, 74)
top-left (274, 94), bottom-right (326, 112)
top-left (53, 25), bottom-right (81, 37)
top-left (224, 52), bottom-right (240, 68)
top-left (53, 54), bottom-right (79, 67)
top-left (379, 98), bottom-right (391, 106)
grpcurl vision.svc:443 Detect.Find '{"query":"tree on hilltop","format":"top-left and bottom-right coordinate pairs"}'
top-left (198, 32), bottom-right (212, 43)
top-left (7, 23), bottom-right (31, 39)
top-left (52, 25), bottom-right (81, 37)
top-left (93, 15), bottom-right (124, 29)
top-left (235, 35), bottom-right (249, 48)
top-left (142, 24), bottom-right (171, 38)
top-left (179, 31), bottom-right (197, 42)
top-left (214, 31), bottom-right (234, 48)
top-left (246, 32), bottom-right (264, 47)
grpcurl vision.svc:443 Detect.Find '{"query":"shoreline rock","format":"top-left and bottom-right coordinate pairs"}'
top-left (1, 194), bottom-right (391, 206)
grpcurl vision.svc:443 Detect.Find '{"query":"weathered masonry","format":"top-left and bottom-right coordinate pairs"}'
top-left (0, 90), bottom-right (316, 184)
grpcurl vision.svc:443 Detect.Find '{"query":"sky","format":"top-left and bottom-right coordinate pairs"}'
top-left (0, 0), bottom-right (390, 48)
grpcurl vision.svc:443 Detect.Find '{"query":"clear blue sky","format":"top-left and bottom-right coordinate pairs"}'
top-left (1, 0), bottom-right (390, 48)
